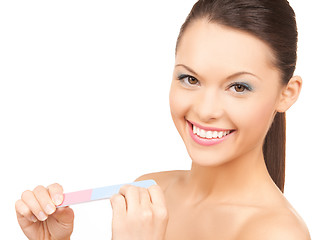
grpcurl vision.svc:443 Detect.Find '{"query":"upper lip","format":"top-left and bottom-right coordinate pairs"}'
top-left (187, 120), bottom-right (235, 132)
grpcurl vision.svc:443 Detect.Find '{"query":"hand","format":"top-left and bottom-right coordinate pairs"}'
top-left (15, 183), bottom-right (74, 240)
top-left (110, 184), bottom-right (169, 240)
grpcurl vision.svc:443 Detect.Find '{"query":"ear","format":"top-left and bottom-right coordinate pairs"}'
top-left (276, 76), bottom-right (302, 113)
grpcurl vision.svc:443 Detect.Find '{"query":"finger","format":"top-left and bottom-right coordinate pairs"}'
top-left (21, 190), bottom-right (47, 221)
top-left (110, 194), bottom-right (127, 218)
top-left (50, 207), bottom-right (74, 225)
top-left (119, 185), bottom-right (140, 211)
top-left (148, 185), bottom-right (167, 208)
top-left (15, 199), bottom-right (37, 223)
top-left (139, 187), bottom-right (151, 206)
top-left (148, 185), bottom-right (168, 222)
top-left (33, 185), bottom-right (56, 216)
top-left (47, 183), bottom-right (64, 206)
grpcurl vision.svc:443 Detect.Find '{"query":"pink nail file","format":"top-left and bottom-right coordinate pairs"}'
top-left (57, 179), bottom-right (156, 207)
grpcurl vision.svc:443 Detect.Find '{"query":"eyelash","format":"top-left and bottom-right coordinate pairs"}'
top-left (228, 82), bottom-right (253, 93)
top-left (177, 74), bottom-right (253, 93)
top-left (177, 74), bottom-right (200, 86)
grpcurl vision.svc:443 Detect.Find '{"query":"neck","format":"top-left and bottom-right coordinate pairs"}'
top-left (184, 147), bottom-right (276, 205)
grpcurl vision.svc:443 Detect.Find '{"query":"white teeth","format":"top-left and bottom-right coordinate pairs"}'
top-left (212, 131), bottom-right (218, 138)
top-left (206, 131), bottom-right (213, 139)
top-left (199, 129), bottom-right (206, 138)
top-left (193, 125), bottom-right (197, 134)
top-left (192, 124), bottom-right (231, 139)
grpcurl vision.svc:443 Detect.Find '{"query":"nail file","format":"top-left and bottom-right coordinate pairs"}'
top-left (57, 179), bottom-right (156, 207)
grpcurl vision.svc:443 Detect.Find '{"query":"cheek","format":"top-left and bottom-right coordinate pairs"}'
top-left (255, 104), bottom-right (276, 128)
top-left (231, 99), bottom-right (276, 142)
top-left (169, 83), bottom-right (189, 120)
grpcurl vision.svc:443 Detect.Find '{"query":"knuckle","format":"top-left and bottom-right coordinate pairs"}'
top-left (127, 185), bottom-right (137, 191)
top-left (139, 187), bottom-right (147, 193)
top-left (49, 183), bottom-right (63, 191)
top-left (14, 200), bottom-right (20, 209)
top-left (111, 194), bottom-right (124, 204)
top-left (139, 187), bottom-right (149, 196)
top-left (140, 209), bottom-right (153, 221)
top-left (15, 200), bottom-right (29, 216)
top-left (33, 185), bottom-right (45, 193)
top-left (21, 190), bottom-right (32, 199)
top-left (15, 200), bottom-right (23, 211)
top-left (19, 208), bottom-right (29, 217)
top-left (149, 184), bottom-right (160, 191)
top-left (121, 185), bottom-right (137, 195)
top-left (148, 185), bottom-right (162, 195)
top-left (122, 184), bottom-right (131, 189)
top-left (119, 184), bottom-right (129, 192)
top-left (154, 207), bottom-right (169, 220)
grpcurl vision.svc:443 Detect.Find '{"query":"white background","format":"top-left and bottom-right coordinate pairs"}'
top-left (0, 0), bottom-right (324, 239)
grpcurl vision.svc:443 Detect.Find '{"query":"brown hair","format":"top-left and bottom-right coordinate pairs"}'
top-left (176, 0), bottom-right (298, 192)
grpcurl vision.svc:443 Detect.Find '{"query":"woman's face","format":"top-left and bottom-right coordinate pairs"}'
top-left (169, 20), bottom-right (284, 167)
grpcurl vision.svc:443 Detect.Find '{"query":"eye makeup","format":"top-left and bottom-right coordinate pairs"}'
top-left (176, 70), bottom-right (255, 94)
top-left (177, 73), bottom-right (200, 87)
top-left (228, 81), bottom-right (254, 92)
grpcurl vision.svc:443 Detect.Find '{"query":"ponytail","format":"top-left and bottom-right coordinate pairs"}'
top-left (263, 112), bottom-right (286, 192)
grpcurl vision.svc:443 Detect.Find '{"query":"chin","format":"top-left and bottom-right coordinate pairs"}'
top-left (188, 150), bottom-right (233, 167)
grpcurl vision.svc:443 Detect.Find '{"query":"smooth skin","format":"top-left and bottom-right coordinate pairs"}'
top-left (15, 184), bottom-right (74, 240)
top-left (110, 184), bottom-right (168, 240)
top-left (16, 19), bottom-right (310, 239)
top-left (15, 183), bottom-right (168, 240)
top-left (162, 20), bottom-right (308, 239)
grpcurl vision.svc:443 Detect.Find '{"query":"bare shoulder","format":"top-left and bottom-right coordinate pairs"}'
top-left (238, 206), bottom-right (310, 240)
top-left (135, 170), bottom-right (187, 191)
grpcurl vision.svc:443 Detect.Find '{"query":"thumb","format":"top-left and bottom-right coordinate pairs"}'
top-left (52, 207), bottom-right (74, 224)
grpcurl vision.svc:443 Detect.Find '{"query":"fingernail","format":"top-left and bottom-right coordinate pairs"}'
top-left (45, 204), bottom-right (55, 215)
top-left (38, 211), bottom-right (47, 221)
top-left (53, 194), bottom-right (63, 206)
top-left (30, 215), bottom-right (37, 222)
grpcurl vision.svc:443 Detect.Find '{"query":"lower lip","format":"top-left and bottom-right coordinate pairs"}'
top-left (187, 121), bottom-right (234, 146)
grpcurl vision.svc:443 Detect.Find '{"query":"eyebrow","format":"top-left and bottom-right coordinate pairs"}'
top-left (226, 71), bottom-right (261, 81)
top-left (175, 64), bottom-right (261, 81)
top-left (175, 64), bottom-right (199, 76)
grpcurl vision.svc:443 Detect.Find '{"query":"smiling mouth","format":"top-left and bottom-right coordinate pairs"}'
top-left (193, 125), bottom-right (232, 139)
top-left (188, 121), bottom-right (236, 140)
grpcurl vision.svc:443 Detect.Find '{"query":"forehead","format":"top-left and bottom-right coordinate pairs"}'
top-left (176, 19), bottom-right (277, 78)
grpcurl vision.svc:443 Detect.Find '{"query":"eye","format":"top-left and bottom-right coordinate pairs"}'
top-left (233, 84), bottom-right (246, 92)
top-left (177, 74), bottom-right (200, 87)
top-left (228, 82), bottom-right (253, 94)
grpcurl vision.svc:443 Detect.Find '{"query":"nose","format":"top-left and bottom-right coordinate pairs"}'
top-left (193, 88), bottom-right (224, 123)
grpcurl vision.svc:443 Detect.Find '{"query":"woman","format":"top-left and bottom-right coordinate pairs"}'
top-left (15, 0), bottom-right (310, 239)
